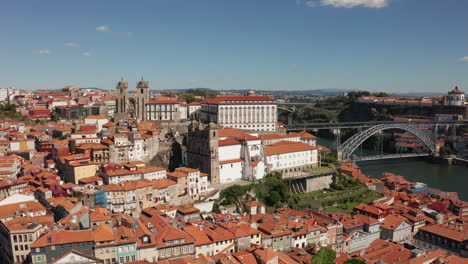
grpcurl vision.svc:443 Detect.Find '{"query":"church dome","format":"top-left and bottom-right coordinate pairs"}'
top-left (247, 89), bottom-right (256, 96)
top-left (116, 78), bottom-right (128, 89)
top-left (449, 86), bottom-right (464, 94)
top-left (137, 78), bottom-right (149, 89)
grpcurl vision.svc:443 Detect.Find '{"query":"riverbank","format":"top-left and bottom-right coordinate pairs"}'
top-left (357, 158), bottom-right (468, 200)
top-left (425, 155), bottom-right (468, 166)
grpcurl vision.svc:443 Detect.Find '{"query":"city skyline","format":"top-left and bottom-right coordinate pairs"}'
top-left (2, 0), bottom-right (468, 92)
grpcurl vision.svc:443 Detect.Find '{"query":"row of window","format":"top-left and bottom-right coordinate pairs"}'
top-left (13, 234), bottom-right (33, 243)
top-left (14, 244), bottom-right (29, 251)
top-left (159, 245), bottom-right (193, 257)
top-left (147, 105), bottom-right (176, 111)
top-left (119, 255), bottom-right (136, 263)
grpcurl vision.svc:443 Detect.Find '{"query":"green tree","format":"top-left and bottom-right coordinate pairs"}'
top-left (219, 185), bottom-right (250, 206)
top-left (344, 259), bottom-right (366, 264)
top-left (266, 191), bottom-right (281, 207)
top-left (314, 246), bottom-right (336, 264)
top-left (371, 92), bottom-right (389, 97)
top-left (178, 93), bottom-right (197, 103)
top-left (320, 152), bottom-right (337, 167)
top-left (51, 112), bottom-right (60, 121)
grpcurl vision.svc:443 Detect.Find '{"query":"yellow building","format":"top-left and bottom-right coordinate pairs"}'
top-left (62, 157), bottom-right (97, 184)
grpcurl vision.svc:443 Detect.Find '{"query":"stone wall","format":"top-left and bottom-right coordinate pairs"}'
top-left (306, 173), bottom-right (334, 192)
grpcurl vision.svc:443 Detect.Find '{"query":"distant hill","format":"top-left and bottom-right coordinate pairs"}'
top-left (389, 92), bottom-right (444, 97)
top-left (78, 87), bottom-right (446, 98)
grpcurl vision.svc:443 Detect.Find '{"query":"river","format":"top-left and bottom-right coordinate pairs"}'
top-left (317, 137), bottom-right (468, 201)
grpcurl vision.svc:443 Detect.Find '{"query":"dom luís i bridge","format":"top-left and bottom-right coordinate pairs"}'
top-left (285, 120), bottom-right (467, 162)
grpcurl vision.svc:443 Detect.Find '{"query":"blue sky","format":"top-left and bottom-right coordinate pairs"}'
top-left (1, 0), bottom-right (468, 93)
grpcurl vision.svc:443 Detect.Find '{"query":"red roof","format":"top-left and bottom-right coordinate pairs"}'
top-left (449, 87), bottom-right (464, 94)
top-left (420, 224), bottom-right (468, 242)
top-left (265, 141), bottom-right (315, 156)
top-left (202, 95), bottom-right (274, 104)
top-left (219, 159), bottom-right (244, 165)
top-left (218, 128), bottom-right (259, 140)
top-left (219, 138), bottom-right (241, 146)
top-left (31, 230), bottom-right (93, 248)
top-left (147, 96), bottom-right (178, 104)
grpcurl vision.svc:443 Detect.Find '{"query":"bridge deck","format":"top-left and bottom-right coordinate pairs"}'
top-left (285, 120), bottom-right (467, 130)
top-left (352, 153), bottom-right (430, 161)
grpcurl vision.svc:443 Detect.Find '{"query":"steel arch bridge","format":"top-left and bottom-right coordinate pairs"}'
top-left (337, 123), bottom-right (437, 160)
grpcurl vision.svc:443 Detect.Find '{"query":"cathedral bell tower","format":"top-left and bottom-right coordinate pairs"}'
top-left (135, 78), bottom-right (150, 121)
top-left (116, 78), bottom-right (129, 114)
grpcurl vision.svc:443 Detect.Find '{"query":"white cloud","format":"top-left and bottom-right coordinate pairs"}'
top-left (82, 52), bottom-right (92, 57)
top-left (96, 25), bottom-right (110, 32)
top-left (96, 25), bottom-right (133, 36)
top-left (460, 57), bottom-right (468, 62)
top-left (305, 1), bottom-right (317, 7)
top-left (320, 0), bottom-right (390, 8)
top-left (38, 49), bottom-right (52, 55)
top-left (65, 42), bottom-right (78, 47)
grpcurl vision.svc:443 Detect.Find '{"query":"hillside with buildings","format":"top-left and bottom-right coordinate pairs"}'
top-left (0, 83), bottom-right (466, 264)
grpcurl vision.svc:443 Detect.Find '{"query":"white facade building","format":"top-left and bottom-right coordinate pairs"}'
top-left (200, 91), bottom-right (277, 131)
top-left (84, 115), bottom-right (108, 133)
top-left (146, 97), bottom-right (180, 121)
top-left (265, 141), bottom-right (318, 175)
top-left (446, 87), bottom-right (465, 106)
top-left (187, 102), bottom-right (201, 120)
top-left (215, 128), bottom-right (319, 183)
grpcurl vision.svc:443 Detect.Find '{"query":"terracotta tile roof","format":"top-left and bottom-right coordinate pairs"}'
top-left (93, 224), bottom-right (115, 242)
top-left (203, 224), bottom-right (235, 242)
top-left (419, 224), bottom-right (468, 242)
top-left (218, 128), bottom-right (259, 140)
top-left (113, 225), bottom-right (136, 244)
top-left (439, 254), bottom-right (468, 264)
top-left (396, 249), bottom-right (448, 264)
top-left (78, 175), bottom-right (103, 184)
top-left (0, 200), bottom-right (46, 220)
top-left (449, 87), bottom-right (464, 94)
top-left (297, 130), bottom-right (317, 139)
top-left (151, 178), bottom-right (177, 189)
top-left (202, 95), bottom-right (274, 104)
top-left (4, 214), bottom-right (55, 230)
top-left (219, 159), bottom-right (244, 165)
top-left (358, 239), bottom-right (412, 263)
top-left (260, 133), bottom-right (299, 140)
top-left (90, 207), bottom-right (112, 222)
top-left (177, 204), bottom-right (200, 215)
top-left (254, 247), bottom-right (278, 262)
top-left (184, 225), bottom-right (213, 246)
top-left (31, 229), bottom-right (93, 248)
top-left (219, 138), bottom-right (241, 146)
top-left (147, 96), bottom-right (178, 104)
top-left (76, 143), bottom-right (109, 150)
top-left (381, 214), bottom-right (409, 230)
top-left (232, 251), bottom-right (257, 264)
top-left (265, 141), bottom-right (315, 156)
top-left (245, 200), bottom-right (265, 207)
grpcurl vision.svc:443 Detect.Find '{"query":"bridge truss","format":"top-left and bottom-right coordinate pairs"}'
top-left (337, 123), bottom-right (438, 160)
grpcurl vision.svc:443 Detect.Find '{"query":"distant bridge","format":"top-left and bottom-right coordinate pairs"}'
top-left (336, 123), bottom-right (439, 161)
top-left (351, 153), bottom-right (430, 162)
top-left (285, 120), bottom-right (467, 130)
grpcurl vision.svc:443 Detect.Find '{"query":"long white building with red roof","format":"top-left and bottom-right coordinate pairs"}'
top-left (200, 90), bottom-right (278, 132)
top-left (187, 123), bottom-right (319, 184)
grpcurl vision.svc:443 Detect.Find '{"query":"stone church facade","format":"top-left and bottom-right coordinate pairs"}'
top-left (115, 78), bottom-right (150, 121)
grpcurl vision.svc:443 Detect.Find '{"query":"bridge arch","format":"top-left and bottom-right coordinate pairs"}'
top-left (337, 123), bottom-right (437, 160)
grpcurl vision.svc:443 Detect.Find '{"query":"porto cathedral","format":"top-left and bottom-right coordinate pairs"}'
top-left (114, 78), bottom-right (150, 121)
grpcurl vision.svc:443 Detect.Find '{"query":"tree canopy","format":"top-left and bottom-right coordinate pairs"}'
top-left (314, 246), bottom-right (336, 264)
